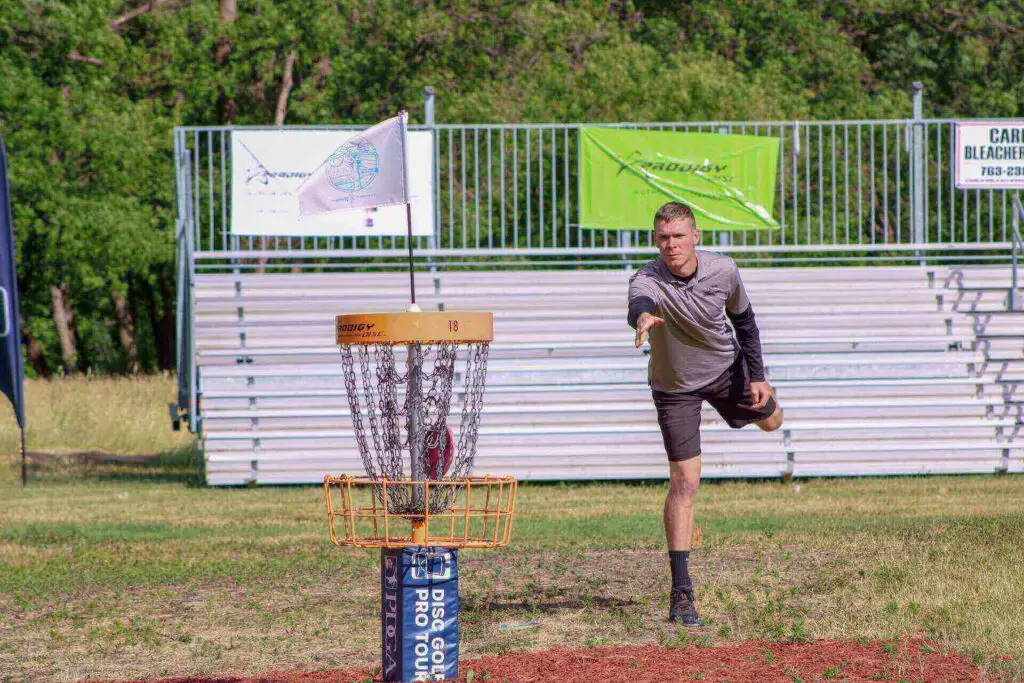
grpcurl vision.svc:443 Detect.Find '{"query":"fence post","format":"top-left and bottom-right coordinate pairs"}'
top-left (717, 126), bottom-right (732, 250)
top-left (620, 231), bottom-right (632, 270)
top-left (424, 87), bottom-right (435, 128)
top-left (424, 87), bottom-right (438, 274)
top-left (912, 82), bottom-right (926, 265)
top-left (1012, 191), bottom-right (1020, 311)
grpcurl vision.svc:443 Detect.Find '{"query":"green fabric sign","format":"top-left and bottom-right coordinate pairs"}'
top-left (579, 128), bottom-right (781, 231)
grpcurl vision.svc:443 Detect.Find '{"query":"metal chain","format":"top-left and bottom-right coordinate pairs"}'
top-left (340, 339), bottom-right (490, 515)
top-left (340, 346), bottom-right (374, 480)
top-left (452, 342), bottom-right (490, 481)
top-left (376, 343), bottom-right (409, 510)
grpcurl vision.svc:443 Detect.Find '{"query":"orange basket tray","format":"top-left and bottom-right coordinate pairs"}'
top-left (324, 475), bottom-right (517, 549)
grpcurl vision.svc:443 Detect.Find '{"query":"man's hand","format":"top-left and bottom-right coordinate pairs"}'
top-left (749, 380), bottom-right (773, 409)
top-left (635, 312), bottom-right (665, 348)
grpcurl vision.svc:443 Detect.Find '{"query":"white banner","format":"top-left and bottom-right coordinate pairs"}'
top-left (231, 128), bottom-right (434, 236)
top-left (955, 122), bottom-right (1024, 189)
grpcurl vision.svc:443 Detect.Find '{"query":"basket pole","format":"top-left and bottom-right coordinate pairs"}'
top-left (411, 519), bottom-right (427, 545)
top-left (407, 341), bottom-right (425, 513)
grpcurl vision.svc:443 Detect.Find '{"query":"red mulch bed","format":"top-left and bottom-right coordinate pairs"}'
top-left (99, 638), bottom-right (1008, 682)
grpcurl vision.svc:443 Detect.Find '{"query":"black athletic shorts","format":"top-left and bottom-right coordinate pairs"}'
top-left (652, 356), bottom-right (778, 462)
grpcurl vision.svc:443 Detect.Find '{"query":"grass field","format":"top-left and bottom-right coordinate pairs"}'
top-left (1, 378), bottom-right (1023, 681)
top-left (0, 375), bottom-right (195, 472)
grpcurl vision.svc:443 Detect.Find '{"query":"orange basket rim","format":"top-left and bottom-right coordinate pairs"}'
top-left (324, 474), bottom-right (517, 484)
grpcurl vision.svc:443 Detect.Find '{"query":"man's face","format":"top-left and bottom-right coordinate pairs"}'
top-left (655, 218), bottom-right (699, 272)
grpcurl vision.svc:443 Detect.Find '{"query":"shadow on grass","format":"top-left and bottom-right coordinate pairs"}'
top-left (12, 442), bottom-right (204, 486)
top-left (463, 595), bottom-right (639, 614)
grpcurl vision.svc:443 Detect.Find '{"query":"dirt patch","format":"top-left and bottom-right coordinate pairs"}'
top-left (95, 638), bottom-right (1008, 682)
top-left (22, 450), bottom-right (163, 466)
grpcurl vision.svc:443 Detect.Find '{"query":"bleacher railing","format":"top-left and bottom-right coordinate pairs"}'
top-left (175, 95), bottom-right (1021, 269)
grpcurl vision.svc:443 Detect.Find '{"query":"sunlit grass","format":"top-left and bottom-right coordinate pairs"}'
top-left (1, 475), bottom-right (1022, 681)
top-left (0, 377), bottom-right (1021, 681)
top-left (0, 374), bottom-right (197, 486)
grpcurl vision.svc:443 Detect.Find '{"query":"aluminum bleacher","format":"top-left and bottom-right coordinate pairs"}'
top-left (191, 262), bottom-right (1023, 484)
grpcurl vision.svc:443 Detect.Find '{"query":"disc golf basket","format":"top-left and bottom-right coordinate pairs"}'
top-left (324, 308), bottom-right (517, 549)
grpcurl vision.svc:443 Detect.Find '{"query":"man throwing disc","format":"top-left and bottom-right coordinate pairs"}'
top-left (627, 202), bottom-right (784, 626)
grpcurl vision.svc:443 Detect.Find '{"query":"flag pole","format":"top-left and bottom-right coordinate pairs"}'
top-left (398, 110), bottom-right (427, 511)
top-left (399, 110), bottom-right (416, 306)
top-left (20, 426), bottom-right (25, 486)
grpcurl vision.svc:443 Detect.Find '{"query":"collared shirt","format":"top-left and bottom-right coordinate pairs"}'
top-left (627, 251), bottom-right (751, 392)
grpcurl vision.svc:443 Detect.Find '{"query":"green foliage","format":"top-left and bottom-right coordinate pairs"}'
top-left (0, 0), bottom-right (1021, 373)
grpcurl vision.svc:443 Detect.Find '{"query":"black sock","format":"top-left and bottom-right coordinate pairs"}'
top-left (669, 550), bottom-right (691, 591)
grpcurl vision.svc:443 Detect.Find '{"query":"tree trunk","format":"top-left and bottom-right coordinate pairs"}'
top-left (256, 236), bottom-right (269, 273)
top-left (145, 269), bottom-right (176, 372)
top-left (128, 276), bottom-right (150, 371)
top-left (21, 322), bottom-right (49, 378)
top-left (218, 0), bottom-right (236, 25)
top-left (50, 283), bottom-right (77, 371)
top-left (112, 289), bottom-right (139, 373)
top-left (274, 51), bottom-right (297, 126)
top-left (254, 50), bottom-right (298, 275)
top-left (215, 0), bottom-right (238, 122)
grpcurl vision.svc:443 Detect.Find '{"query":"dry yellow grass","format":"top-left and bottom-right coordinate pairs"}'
top-left (0, 375), bottom-right (194, 465)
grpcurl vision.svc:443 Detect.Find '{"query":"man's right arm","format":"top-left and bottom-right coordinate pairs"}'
top-left (627, 272), bottom-right (661, 330)
top-left (628, 297), bottom-right (657, 329)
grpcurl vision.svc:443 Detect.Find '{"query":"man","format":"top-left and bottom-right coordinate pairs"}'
top-left (627, 202), bottom-right (783, 626)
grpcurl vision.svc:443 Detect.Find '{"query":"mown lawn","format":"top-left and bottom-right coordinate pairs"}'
top-left (1, 469), bottom-right (1023, 682)
top-left (0, 377), bottom-right (1022, 681)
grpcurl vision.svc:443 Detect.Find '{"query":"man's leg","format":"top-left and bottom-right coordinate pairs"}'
top-left (652, 389), bottom-right (704, 625)
top-left (664, 455), bottom-right (703, 626)
top-left (715, 356), bottom-right (784, 432)
top-left (664, 455), bottom-right (701, 551)
top-left (756, 401), bottom-right (784, 432)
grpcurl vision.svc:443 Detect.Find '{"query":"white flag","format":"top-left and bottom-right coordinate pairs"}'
top-left (298, 113), bottom-right (408, 217)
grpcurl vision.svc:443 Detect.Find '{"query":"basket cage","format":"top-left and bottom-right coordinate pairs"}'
top-left (324, 475), bottom-right (517, 549)
top-left (339, 339), bottom-right (490, 516)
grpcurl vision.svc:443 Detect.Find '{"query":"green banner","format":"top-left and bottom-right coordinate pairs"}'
top-left (579, 128), bottom-right (781, 231)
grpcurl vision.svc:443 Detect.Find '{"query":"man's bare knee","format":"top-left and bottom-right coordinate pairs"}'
top-left (669, 470), bottom-right (700, 504)
top-left (756, 406), bottom-right (784, 432)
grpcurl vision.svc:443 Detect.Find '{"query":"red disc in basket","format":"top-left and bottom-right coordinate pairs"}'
top-left (424, 423), bottom-right (455, 479)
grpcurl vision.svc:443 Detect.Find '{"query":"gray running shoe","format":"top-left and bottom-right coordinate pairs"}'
top-left (669, 587), bottom-right (703, 626)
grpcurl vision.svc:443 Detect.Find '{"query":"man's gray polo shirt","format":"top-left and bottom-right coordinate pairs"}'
top-left (628, 251), bottom-right (751, 393)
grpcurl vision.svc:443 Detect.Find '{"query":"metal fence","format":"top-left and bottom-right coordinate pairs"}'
top-left (175, 94), bottom-right (1022, 268)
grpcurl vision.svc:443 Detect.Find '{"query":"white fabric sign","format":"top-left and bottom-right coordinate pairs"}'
top-left (955, 122), bottom-right (1024, 189)
top-left (231, 127), bottom-right (433, 236)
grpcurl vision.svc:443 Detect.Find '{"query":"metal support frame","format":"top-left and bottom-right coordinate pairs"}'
top-left (171, 85), bottom-right (1024, 438)
top-left (1011, 193), bottom-right (1022, 311)
top-left (911, 83), bottom-right (926, 264)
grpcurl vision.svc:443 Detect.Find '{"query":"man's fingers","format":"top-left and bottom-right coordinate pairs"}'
top-left (635, 324), bottom-right (648, 348)
top-left (749, 387), bottom-right (767, 408)
top-left (635, 316), bottom-right (663, 348)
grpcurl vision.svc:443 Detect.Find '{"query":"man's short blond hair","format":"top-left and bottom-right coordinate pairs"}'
top-left (654, 202), bottom-right (696, 230)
